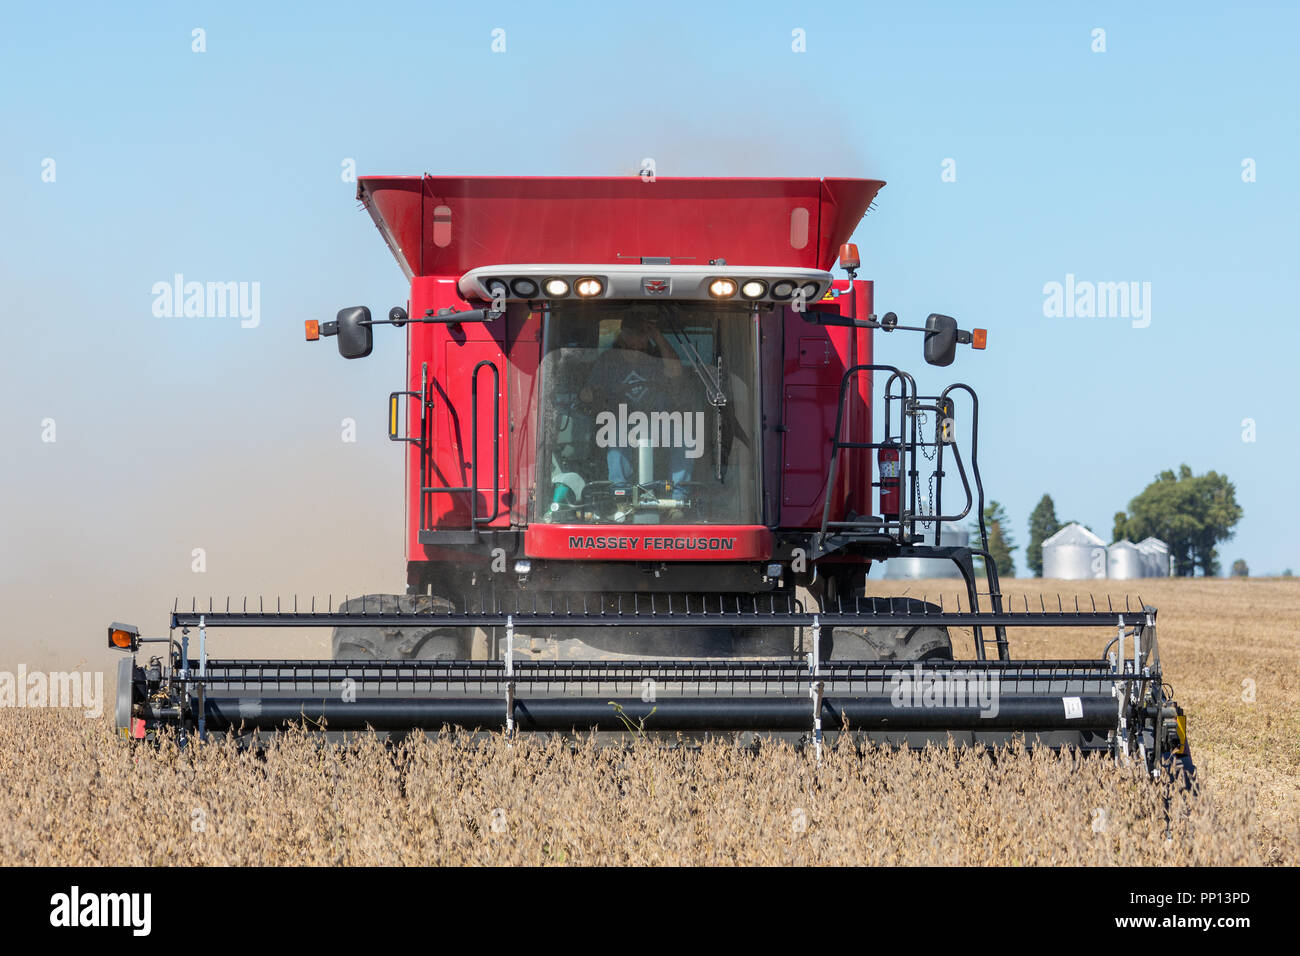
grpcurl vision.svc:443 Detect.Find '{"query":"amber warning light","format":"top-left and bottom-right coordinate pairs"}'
top-left (972, 328), bottom-right (987, 350)
top-left (838, 242), bottom-right (861, 275)
top-left (305, 319), bottom-right (320, 341)
top-left (108, 623), bottom-right (139, 651)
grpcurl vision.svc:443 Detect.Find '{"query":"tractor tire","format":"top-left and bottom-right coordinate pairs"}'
top-left (332, 593), bottom-right (468, 661)
top-left (830, 597), bottom-right (954, 661)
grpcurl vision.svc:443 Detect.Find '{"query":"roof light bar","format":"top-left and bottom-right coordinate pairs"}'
top-left (458, 265), bottom-right (834, 304)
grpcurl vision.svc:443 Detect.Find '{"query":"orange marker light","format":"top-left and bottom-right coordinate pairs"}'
top-left (305, 319), bottom-right (320, 341)
top-left (972, 328), bottom-right (987, 350)
top-left (108, 623), bottom-right (139, 650)
top-left (839, 242), bottom-right (861, 271)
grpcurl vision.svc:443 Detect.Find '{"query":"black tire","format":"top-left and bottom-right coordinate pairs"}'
top-left (331, 593), bottom-right (468, 660)
top-left (830, 597), bottom-right (954, 661)
top-left (115, 657), bottom-right (136, 735)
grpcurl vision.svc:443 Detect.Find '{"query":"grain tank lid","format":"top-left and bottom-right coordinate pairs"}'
top-left (356, 175), bottom-right (885, 279)
top-left (1108, 539), bottom-right (1140, 552)
top-left (1043, 523), bottom-right (1105, 548)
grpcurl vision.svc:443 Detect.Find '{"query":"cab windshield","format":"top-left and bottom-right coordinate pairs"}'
top-left (534, 303), bottom-right (761, 526)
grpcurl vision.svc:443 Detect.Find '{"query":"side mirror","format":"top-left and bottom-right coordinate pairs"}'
top-left (336, 306), bottom-right (373, 359)
top-left (923, 314), bottom-right (958, 367)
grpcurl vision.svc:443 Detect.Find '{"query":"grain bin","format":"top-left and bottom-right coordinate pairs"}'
top-left (1136, 537), bottom-right (1171, 578)
top-left (883, 525), bottom-right (969, 579)
top-left (1107, 540), bottom-right (1145, 579)
top-left (1042, 523), bottom-right (1108, 579)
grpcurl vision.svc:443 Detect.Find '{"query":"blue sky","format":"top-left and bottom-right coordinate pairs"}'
top-left (1, 0), bottom-right (1296, 649)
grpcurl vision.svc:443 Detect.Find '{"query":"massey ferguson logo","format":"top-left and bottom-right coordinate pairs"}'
top-left (643, 278), bottom-right (670, 295)
top-left (568, 535), bottom-right (738, 552)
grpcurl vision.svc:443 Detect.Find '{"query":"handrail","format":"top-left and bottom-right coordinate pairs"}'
top-left (419, 359), bottom-right (502, 530)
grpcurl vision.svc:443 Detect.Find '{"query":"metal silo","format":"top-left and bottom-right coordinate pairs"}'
top-left (1107, 540), bottom-right (1145, 579)
top-left (1042, 523), bottom-right (1108, 579)
top-left (1136, 537), bottom-right (1171, 578)
top-left (883, 526), bottom-right (970, 579)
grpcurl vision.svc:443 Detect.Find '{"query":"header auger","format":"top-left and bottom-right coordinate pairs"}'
top-left (111, 175), bottom-right (1192, 780)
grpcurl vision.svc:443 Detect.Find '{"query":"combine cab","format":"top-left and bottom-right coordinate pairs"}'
top-left (111, 176), bottom-right (1192, 776)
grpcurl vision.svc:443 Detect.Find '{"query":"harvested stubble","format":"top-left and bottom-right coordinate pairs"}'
top-left (0, 711), bottom-right (1293, 866)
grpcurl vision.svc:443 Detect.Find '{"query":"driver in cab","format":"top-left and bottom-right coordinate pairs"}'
top-left (579, 314), bottom-right (690, 496)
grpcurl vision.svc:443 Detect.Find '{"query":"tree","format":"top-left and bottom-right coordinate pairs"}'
top-left (1283, 569), bottom-right (1294, 578)
top-left (974, 500), bottom-right (1017, 579)
top-left (1230, 559), bottom-right (1249, 577)
top-left (1026, 494), bottom-right (1061, 577)
top-left (1112, 465), bottom-right (1243, 577)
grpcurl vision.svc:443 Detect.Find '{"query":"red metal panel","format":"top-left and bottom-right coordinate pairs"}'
top-left (774, 297), bottom-right (868, 528)
top-left (779, 384), bottom-right (841, 515)
top-left (407, 277), bottom-right (513, 560)
top-left (526, 525), bottom-right (773, 562)
top-left (358, 176), bottom-right (884, 277)
top-left (846, 280), bottom-right (874, 519)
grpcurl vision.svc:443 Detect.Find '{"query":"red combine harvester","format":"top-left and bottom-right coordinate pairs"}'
top-left (110, 175), bottom-right (1191, 774)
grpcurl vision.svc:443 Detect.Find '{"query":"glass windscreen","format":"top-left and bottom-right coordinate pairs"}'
top-left (534, 304), bottom-right (761, 526)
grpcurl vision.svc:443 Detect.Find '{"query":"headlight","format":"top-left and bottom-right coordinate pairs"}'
top-left (575, 277), bottom-right (604, 297)
top-left (511, 277), bottom-right (539, 298)
top-left (740, 280), bottom-right (767, 299)
top-left (708, 278), bottom-right (737, 298)
top-left (544, 278), bottom-right (570, 297)
top-left (771, 280), bottom-right (796, 300)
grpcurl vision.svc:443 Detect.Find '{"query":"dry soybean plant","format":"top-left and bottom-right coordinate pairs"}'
top-left (0, 710), bottom-right (1292, 866)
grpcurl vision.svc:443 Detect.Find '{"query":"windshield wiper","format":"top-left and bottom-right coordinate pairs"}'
top-left (663, 313), bottom-right (727, 406)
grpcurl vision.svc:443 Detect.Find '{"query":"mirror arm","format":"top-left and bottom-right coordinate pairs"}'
top-left (420, 307), bottom-right (504, 324)
top-left (314, 307), bottom-right (502, 337)
top-left (804, 308), bottom-right (975, 339)
top-left (805, 313), bottom-right (931, 334)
